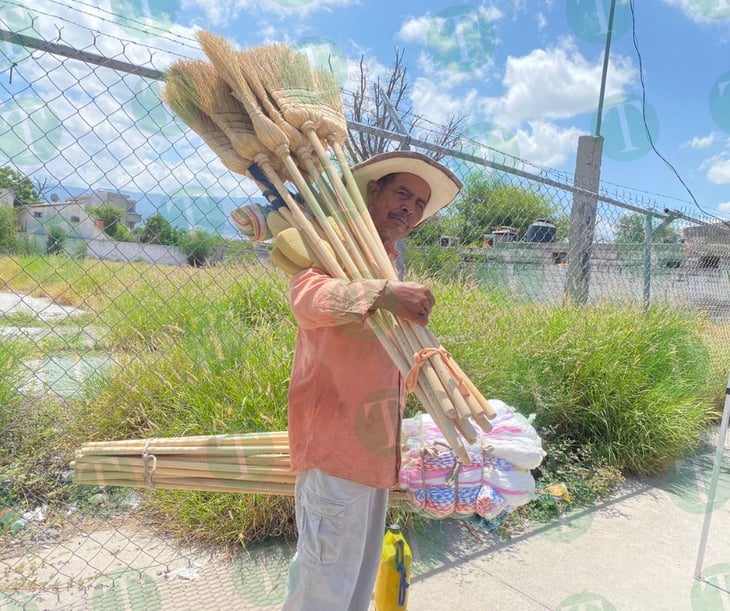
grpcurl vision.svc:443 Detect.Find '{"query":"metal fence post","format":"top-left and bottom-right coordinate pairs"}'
top-left (643, 213), bottom-right (653, 312)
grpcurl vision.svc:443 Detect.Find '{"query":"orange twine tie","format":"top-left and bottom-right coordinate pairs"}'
top-left (404, 347), bottom-right (471, 397)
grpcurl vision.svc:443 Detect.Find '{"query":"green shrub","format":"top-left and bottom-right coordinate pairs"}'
top-left (179, 230), bottom-right (216, 266)
top-left (14, 235), bottom-right (44, 256)
top-left (0, 340), bottom-right (27, 442)
top-left (431, 294), bottom-right (714, 475)
top-left (68, 268), bottom-right (296, 544)
top-left (511, 430), bottom-right (624, 527)
top-left (404, 242), bottom-right (466, 279)
top-left (0, 256), bottom-right (719, 545)
top-left (46, 225), bottom-right (67, 254)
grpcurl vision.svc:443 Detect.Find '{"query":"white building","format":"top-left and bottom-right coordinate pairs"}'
top-left (18, 190), bottom-right (142, 241)
top-left (18, 199), bottom-right (106, 241)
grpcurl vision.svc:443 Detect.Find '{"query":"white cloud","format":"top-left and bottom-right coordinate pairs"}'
top-left (661, 0), bottom-right (730, 22)
top-left (399, 3), bottom-right (503, 39)
top-left (410, 77), bottom-right (480, 125)
top-left (513, 120), bottom-right (584, 167)
top-left (415, 49), bottom-right (495, 89)
top-left (536, 12), bottom-right (548, 30)
top-left (340, 52), bottom-right (392, 102)
top-left (397, 6), bottom-right (503, 85)
top-left (688, 133), bottom-right (718, 149)
top-left (184, 0), bottom-right (357, 24)
top-left (718, 201), bottom-right (730, 213)
top-left (707, 157), bottom-right (730, 183)
top-left (0, 1), bottom-right (259, 205)
top-left (398, 16), bottom-right (433, 44)
top-left (480, 38), bottom-right (636, 128)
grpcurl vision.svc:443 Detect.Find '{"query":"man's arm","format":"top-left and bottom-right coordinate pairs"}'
top-left (290, 270), bottom-right (435, 329)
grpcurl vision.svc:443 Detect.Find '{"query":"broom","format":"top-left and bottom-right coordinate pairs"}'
top-left (164, 57), bottom-right (442, 383)
top-left (194, 38), bottom-right (482, 456)
top-left (163, 63), bottom-right (251, 176)
top-left (287, 49), bottom-right (496, 431)
top-left (239, 44), bottom-right (489, 433)
top-left (164, 57), bottom-right (345, 279)
top-left (196, 32), bottom-right (370, 282)
top-left (167, 46), bottom-right (474, 463)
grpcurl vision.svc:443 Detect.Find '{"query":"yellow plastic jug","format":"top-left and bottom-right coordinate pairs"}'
top-left (374, 524), bottom-right (412, 611)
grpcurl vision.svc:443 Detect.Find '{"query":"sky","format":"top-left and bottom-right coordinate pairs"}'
top-left (1, 0), bottom-right (730, 228)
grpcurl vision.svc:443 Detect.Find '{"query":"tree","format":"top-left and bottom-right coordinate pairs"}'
top-left (346, 49), bottom-right (464, 162)
top-left (0, 166), bottom-right (41, 206)
top-left (88, 204), bottom-right (132, 241)
top-left (451, 173), bottom-right (567, 244)
top-left (137, 214), bottom-right (183, 245)
top-left (0, 206), bottom-right (18, 253)
top-left (614, 213), bottom-right (681, 244)
top-left (407, 210), bottom-right (461, 246)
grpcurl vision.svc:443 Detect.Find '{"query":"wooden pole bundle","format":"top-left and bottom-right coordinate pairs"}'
top-left (162, 32), bottom-right (496, 465)
top-left (71, 433), bottom-right (411, 502)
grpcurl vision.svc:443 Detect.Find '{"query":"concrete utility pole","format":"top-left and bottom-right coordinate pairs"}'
top-left (566, 136), bottom-right (604, 303)
top-left (565, 0), bottom-right (616, 304)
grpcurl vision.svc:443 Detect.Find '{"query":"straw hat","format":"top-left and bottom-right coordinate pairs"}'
top-left (351, 151), bottom-right (462, 225)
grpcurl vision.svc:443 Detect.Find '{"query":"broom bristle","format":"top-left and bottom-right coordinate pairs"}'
top-left (197, 30), bottom-right (292, 160)
top-left (164, 62), bottom-right (277, 176)
top-left (163, 61), bottom-right (207, 126)
top-left (194, 116), bottom-right (252, 175)
top-left (248, 44), bottom-right (347, 142)
top-left (256, 46), bottom-right (317, 128)
top-left (174, 57), bottom-right (285, 176)
top-left (311, 67), bottom-right (348, 143)
top-left (238, 48), bottom-right (311, 154)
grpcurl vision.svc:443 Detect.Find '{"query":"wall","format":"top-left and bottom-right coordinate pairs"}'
top-left (85, 239), bottom-right (188, 265)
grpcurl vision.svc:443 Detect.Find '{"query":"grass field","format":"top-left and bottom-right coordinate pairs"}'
top-left (0, 253), bottom-right (724, 544)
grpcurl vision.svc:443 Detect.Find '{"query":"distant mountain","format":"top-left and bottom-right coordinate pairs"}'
top-left (44, 185), bottom-right (266, 238)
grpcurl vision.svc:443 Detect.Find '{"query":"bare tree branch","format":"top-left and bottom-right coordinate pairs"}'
top-left (33, 176), bottom-right (52, 200)
top-left (345, 48), bottom-right (465, 162)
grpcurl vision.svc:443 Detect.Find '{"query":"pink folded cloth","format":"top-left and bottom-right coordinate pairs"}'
top-left (399, 407), bottom-right (543, 520)
top-left (411, 486), bottom-right (456, 519)
top-left (476, 485), bottom-right (507, 520)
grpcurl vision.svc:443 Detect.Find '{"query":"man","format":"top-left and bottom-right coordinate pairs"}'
top-left (282, 151), bottom-right (462, 611)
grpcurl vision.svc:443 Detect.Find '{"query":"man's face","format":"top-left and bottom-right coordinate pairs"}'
top-left (366, 172), bottom-right (431, 247)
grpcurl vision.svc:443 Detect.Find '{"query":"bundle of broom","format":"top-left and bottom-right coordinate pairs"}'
top-left (161, 32), bottom-right (496, 465)
top-left (71, 432), bottom-right (411, 502)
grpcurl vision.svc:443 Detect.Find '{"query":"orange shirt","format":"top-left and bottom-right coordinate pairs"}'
top-left (287, 269), bottom-right (403, 489)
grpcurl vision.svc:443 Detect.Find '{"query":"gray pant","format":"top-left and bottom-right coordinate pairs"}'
top-left (282, 469), bottom-right (389, 611)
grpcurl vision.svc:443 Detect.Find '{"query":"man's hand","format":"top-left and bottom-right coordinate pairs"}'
top-left (372, 280), bottom-right (435, 325)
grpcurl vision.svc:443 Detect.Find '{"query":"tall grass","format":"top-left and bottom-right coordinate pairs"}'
top-left (430, 283), bottom-right (716, 475)
top-left (0, 339), bottom-right (28, 445)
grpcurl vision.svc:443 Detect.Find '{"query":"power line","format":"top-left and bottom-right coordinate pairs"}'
top-left (0, 0), bottom-right (201, 57)
top-left (629, 0), bottom-right (729, 228)
top-left (41, 0), bottom-right (200, 47)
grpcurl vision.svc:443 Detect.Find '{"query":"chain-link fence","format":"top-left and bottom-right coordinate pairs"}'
top-left (2, 22), bottom-right (730, 611)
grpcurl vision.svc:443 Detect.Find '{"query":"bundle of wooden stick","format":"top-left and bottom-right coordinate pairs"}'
top-left (72, 432), bottom-right (293, 494)
top-left (71, 432), bottom-right (410, 502)
top-left (162, 32), bottom-right (496, 464)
